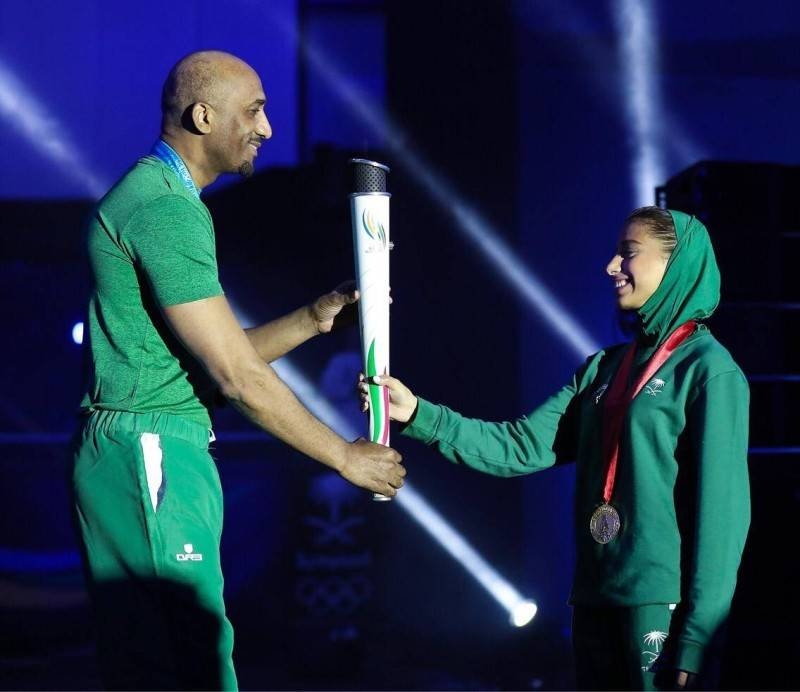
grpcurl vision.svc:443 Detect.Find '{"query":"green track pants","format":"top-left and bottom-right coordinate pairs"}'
top-left (572, 604), bottom-right (676, 691)
top-left (72, 410), bottom-right (237, 691)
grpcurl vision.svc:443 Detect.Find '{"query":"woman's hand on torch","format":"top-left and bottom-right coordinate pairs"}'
top-left (358, 373), bottom-right (418, 424)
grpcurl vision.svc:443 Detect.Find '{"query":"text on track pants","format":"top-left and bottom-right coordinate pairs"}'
top-left (72, 409), bottom-right (237, 691)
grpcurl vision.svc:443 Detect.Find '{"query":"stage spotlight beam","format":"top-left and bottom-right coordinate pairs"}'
top-left (233, 297), bottom-right (537, 626)
top-left (612, 0), bottom-right (665, 206)
top-left (0, 58), bottom-right (108, 199)
top-left (273, 356), bottom-right (539, 627)
top-left (259, 5), bottom-right (600, 359)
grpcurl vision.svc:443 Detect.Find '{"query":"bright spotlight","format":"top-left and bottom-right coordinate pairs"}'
top-left (275, 356), bottom-right (539, 625)
top-left (396, 482), bottom-right (538, 626)
top-left (510, 599), bottom-right (538, 627)
top-left (71, 321), bottom-right (84, 345)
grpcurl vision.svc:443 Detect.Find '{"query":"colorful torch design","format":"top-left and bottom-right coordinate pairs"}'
top-left (349, 158), bottom-right (392, 501)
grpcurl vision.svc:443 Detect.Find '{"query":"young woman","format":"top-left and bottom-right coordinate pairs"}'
top-left (361, 207), bottom-right (750, 691)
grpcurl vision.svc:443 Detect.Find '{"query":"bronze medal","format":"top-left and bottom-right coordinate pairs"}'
top-left (589, 503), bottom-right (621, 544)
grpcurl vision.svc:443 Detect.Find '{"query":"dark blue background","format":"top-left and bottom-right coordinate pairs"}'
top-left (1, 0), bottom-right (798, 689)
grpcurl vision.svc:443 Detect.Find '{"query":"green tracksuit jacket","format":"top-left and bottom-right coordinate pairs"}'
top-left (402, 210), bottom-right (750, 674)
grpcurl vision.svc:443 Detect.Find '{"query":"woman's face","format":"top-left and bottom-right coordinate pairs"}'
top-left (606, 222), bottom-right (670, 310)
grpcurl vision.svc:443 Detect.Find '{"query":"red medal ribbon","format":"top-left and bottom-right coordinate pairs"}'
top-left (600, 320), bottom-right (697, 504)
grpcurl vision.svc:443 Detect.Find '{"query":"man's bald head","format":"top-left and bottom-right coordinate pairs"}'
top-left (158, 50), bottom-right (270, 186)
top-left (161, 51), bottom-right (255, 132)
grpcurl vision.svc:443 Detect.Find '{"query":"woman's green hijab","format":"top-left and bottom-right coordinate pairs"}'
top-left (637, 210), bottom-right (721, 345)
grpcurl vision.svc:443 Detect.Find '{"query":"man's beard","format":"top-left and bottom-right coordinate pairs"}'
top-left (238, 161), bottom-right (254, 178)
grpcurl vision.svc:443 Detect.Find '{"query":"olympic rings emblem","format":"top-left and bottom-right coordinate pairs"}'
top-left (295, 575), bottom-right (372, 616)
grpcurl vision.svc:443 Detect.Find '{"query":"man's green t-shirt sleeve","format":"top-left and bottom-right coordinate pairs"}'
top-left (124, 194), bottom-right (224, 306)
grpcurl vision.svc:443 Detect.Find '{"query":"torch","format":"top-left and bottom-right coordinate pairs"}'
top-left (349, 158), bottom-right (392, 501)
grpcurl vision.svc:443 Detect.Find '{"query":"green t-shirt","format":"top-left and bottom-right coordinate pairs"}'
top-left (80, 156), bottom-right (224, 427)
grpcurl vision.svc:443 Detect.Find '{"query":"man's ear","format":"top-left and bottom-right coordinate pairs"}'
top-left (189, 102), bottom-right (213, 134)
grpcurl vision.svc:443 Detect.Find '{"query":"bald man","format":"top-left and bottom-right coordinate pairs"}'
top-left (71, 51), bottom-right (404, 690)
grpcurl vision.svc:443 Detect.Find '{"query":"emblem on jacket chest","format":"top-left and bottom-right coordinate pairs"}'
top-left (643, 378), bottom-right (666, 396)
top-left (591, 384), bottom-right (608, 405)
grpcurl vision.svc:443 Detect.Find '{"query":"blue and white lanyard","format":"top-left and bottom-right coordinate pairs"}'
top-left (151, 139), bottom-right (201, 198)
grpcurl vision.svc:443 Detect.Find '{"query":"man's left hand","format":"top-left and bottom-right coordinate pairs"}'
top-left (310, 281), bottom-right (359, 333)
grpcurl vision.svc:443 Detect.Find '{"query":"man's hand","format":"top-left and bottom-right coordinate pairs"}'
top-left (339, 439), bottom-right (405, 496)
top-left (675, 670), bottom-right (696, 690)
top-left (359, 373), bottom-right (418, 424)
top-left (310, 281), bottom-right (359, 334)
top-left (244, 281), bottom-right (362, 362)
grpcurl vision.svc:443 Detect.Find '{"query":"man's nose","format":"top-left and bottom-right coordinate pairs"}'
top-left (257, 113), bottom-right (272, 140)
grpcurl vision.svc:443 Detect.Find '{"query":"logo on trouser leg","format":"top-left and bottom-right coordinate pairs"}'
top-left (176, 543), bottom-right (203, 561)
top-left (641, 630), bottom-right (668, 671)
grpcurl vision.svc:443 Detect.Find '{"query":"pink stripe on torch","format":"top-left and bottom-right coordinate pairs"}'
top-left (380, 383), bottom-right (391, 445)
